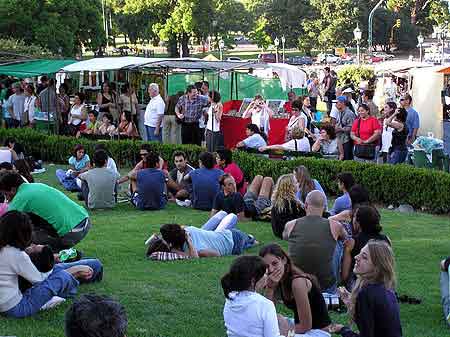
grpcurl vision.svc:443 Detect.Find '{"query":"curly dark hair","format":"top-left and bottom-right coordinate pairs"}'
top-left (321, 123), bottom-right (336, 140)
top-left (160, 224), bottom-right (186, 250)
top-left (0, 211), bottom-right (33, 251)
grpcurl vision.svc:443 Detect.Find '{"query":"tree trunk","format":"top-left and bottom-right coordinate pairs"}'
top-left (167, 36), bottom-right (178, 58)
top-left (124, 34), bottom-right (128, 44)
top-left (181, 33), bottom-right (190, 57)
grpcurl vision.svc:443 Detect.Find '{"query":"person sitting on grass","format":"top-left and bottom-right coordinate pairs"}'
top-left (440, 256), bottom-right (450, 327)
top-left (94, 144), bottom-right (120, 178)
top-left (215, 148), bottom-right (247, 196)
top-left (271, 174), bottom-right (305, 239)
top-left (221, 255), bottom-right (280, 337)
top-left (0, 171), bottom-right (91, 252)
top-left (167, 151), bottom-right (194, 203)
top-left (329, 240), bottom-right (402, 337)
top-left (65, 294), bottom-right (128, 337)
top-left (211, 174), bottom-right (245, 221)
top-left (56, 144), bottom-right (91, 192)
top-left (76, 110), bottom-right (99, 138)
top-left (258, 127), bottom-right (310, 153)
top-left (78, 149), bottom-right (119, 210)
top-left (259, 243), bottom-right (332, 337)
top-left (147, 221), bottom-right (257, 260)
top-left (0, 211), bottom-right (102, 318)
top-left (294, 165), bottom-right (328, 209)
top-left (118, 144), bottom-right (164, 194)
top-left (14, 159), bottom-right (34, 183)
top-left (184, 152), bottom-right (223, 211)
top-left (341, 205), bottom-right (391, 287)
top-left (0, 138), bottom-right (19, 164)
top-left (129, 151), bottom-right (167, 211)
top-left (283, 191), bottom-right (349, 294)
top-left (236, 124), bottom-right (267, 150)
top-left (243, 175), bottom-right (274, 221)
top-left (329, 172), bottom-right (355, 216)
top-left (312, 124), bottom-right (343, 160)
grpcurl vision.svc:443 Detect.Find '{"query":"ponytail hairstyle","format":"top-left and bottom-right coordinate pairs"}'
top-left (221, 256), bottom-right (267, 299)
top-left (246, 123), bottom-right (267, 142)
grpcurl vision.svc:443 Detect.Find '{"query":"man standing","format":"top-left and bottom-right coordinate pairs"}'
top-left (333, 96), bottom-right (356, 160)
top-left (144, 83), bottom-right (165, 143)
top-left (308, 77), bottom-right (320, 113)
top-left (283, 191), bottom-right (348, 294)
top-left (163, 91), bottom-right (184, 144)
top-left (400, 93), bottom-right (420, 145)
top-left (175, 84), bottom-right (209, 146)
top-left (39, 78), bottom-right (58, 132)
top-left (7, 83), bottom-right (25, 128)
top-left (322, 67), bottom-right (336, 115)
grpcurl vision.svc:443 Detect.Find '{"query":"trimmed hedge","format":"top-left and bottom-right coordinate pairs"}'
top-left (1, 129), bottom-right (450, 214)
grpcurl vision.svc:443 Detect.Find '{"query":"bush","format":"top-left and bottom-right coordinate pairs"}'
top-left (337, 66), bottom-right (374, 88)
top-left (2, 129), bottom-right (450, 214)
top-left (232, 150), bottom-right (450, 214)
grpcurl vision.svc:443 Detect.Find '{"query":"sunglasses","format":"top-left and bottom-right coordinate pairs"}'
top-left (400, 98), bottom-right (406, 101)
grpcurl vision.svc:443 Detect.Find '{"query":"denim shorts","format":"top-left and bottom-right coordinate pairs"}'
top-left (230, 229), bottom-right (256, 255)
top-left (243, 191), bottom-right (271, 217)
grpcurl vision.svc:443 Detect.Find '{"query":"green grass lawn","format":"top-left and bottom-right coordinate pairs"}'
top-left (1, 165), bottom-right (449, 337)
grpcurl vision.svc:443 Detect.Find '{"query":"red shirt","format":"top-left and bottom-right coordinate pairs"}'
top-left (215, 162), bottom-right (247, 195)
top-left (283, 101), bottom-right (293, 113)
top-left (351, 117), bottom-right (381, 144)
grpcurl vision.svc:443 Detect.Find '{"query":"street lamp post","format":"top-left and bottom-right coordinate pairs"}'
top-left (274, 37), bottom-right (280, 63)
top-left (353, 24), bottom-right (362, 66)
top-left (281, 36), bottom-right (286, 63)
top-left (368, 0), bottom-right (385, 54)
top-left (417, 33), bottom-right (424, 63)
top-left (219, 39), bottom-right (225, 61)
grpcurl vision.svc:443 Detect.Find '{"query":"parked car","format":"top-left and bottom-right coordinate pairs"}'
top-left (287, 56), bottom-right (313, 66)
top-left (226, 56), bottom-right (243, 62)
top-left (337, 53), bottom-right (354, 64)
top-left (258, 53), bottom-right (277, 63)
top-left (365, 55), bottom-right (384, 63)
top-left (373, 52), bottom-right (395, 60)
top-left (317, 53), bottom-right (341, 64)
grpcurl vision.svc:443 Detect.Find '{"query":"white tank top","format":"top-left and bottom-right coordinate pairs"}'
top-left (206, 105), bottom-right (221, 132)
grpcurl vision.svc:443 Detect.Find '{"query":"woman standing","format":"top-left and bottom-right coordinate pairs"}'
top-left (286, 100), bottom-right (307, 141)
top-left (259, 244), bottom-right (331, 337)
top-left (119, 83), bottom-right (139, 123)
top-left (57, 83), bottom-right (70, 126)
top-left (205, 90), bottom-right (224, 152)
top-left (330, 240), bottom-right (402, 337)
top-left (385, 108), bottom-right (408, 165)
top-left (350, 104), bottom-right (381, 163)
top-left (379, 102), bottom-right (396, 163)
top-left (23, 84), bottom-right (37, 127)
top-left (270, 174), bottom-right (305, 239)
top-left (242, 95), bottom-right (274, 134)
top-left (221, 255), bottom-right (280, 337)
top-left (67, 93), bottom-right (87, 136)
top-left (96, 81), bottom-right (115, 120)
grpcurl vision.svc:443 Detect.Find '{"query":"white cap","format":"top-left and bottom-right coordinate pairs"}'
top-left (342, 87), bottom-right (354, 93)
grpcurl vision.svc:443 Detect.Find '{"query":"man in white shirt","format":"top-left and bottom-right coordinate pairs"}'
top-left (144, 83), bottom-right (165, 142)
top-left (7, 83), bottom-right (25, 128)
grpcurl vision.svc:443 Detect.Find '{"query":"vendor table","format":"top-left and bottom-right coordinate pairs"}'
top-left (221, 100), bottom-right (289, 149)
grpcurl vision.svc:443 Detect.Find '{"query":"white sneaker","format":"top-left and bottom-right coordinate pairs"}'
top-left (40, 296), bottom-right (66, 311)
top-left (176, 199), bottom-right (191, 207)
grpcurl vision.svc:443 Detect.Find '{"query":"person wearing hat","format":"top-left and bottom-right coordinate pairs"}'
top-left (334, 96), bottom-right (356, 160)
top-left (342, 88), bottom-right (358, 113)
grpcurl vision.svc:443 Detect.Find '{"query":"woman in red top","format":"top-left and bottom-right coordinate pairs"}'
top-left (215, 148), bottom-right (247, 196)
top-left (350, 103), bottom-right (381, 163)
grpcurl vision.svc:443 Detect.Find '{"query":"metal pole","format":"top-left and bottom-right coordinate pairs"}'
top-left (282, 42), bottom-right (285, 63)
top-left (357, 41), bottom-right (360, 65)
top-left (419, 44), bottom-right (423, 63)
top-left (276, 47), bottom-right (279, 63)
top-left (368, 0), bottom-right (385, 54)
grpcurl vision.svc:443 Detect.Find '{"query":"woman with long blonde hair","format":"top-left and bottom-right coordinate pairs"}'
top-left (293, 165), bottom-right (328, 208)
top-left (331, 240), bottom-right (402, 337)
top-left (270, 174), bottom-right (305, 238)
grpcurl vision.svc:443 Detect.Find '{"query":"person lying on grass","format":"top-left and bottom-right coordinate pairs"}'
top-left (146, 221), bottom-right (257, 261)
top-left (0, 211), bottom-right (103, 318)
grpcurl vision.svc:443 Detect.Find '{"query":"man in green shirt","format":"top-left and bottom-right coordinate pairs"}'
top-left (0, 171), bottom-right (91, 251)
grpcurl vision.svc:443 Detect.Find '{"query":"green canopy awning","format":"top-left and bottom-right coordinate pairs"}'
top-left (0, 59), bottom-right (77, 78)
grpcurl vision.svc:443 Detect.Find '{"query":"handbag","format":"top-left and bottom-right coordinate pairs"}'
top-left (354, 118), bottom-right (376, 159)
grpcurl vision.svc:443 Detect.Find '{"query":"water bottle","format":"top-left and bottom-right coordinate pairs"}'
top-left (59, 248), bottom-right (77, 262)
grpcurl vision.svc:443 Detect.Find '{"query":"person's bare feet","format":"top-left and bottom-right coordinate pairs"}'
top-left (66, 265), bottom-right (93, 281)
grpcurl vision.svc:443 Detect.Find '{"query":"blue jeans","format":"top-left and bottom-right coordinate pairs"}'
top-left (201, 211), bottom-right (238, 231)
top-left (231, 229), bottom-right (256, 255)
top-left (56, 169), bottom-right (80, 192)
top-left (323, 240), bottom-right (344, 295)
top-left (3, 258), bottom-right (103, 318)
top-left (388, 149), bottom-right (408, 164)
top-left (440, 270), bottom-right (450, 326)
top-left (145, 126), bottom-right (162, 143)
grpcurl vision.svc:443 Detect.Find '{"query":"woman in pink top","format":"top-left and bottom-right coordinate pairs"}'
top-left (350, 103), bottom-right (381, 163)
top-left (215, 148), bottom-right (247, 196)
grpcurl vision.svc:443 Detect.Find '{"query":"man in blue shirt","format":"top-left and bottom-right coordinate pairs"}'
top-left (400, 94), bottom-right (420, 145)
top-left (130, 151), bottom-right (167, 210)
top-left (330, 172), bottom-right (355, 216)
top-left (185, 152), bottom-right (223, 211)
